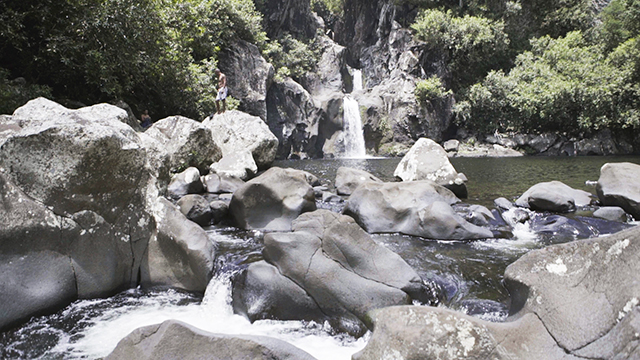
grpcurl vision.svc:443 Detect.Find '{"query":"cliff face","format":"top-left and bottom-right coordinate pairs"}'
top-left (254, 0), bottom-right (454, 159)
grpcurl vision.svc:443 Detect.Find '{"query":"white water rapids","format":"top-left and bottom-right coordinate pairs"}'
top-left (45, 274), bottom-right (368, 359)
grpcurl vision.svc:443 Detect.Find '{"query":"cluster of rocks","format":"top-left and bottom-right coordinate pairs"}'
top-left (0, 98), bottom-right (278, 331)
top-left (444, 128), bottom-right (638, 158)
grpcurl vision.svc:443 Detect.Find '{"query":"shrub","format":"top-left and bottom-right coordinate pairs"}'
top-left (415, 76), bottom-right (452, 104)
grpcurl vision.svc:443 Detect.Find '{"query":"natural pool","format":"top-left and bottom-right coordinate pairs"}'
top-left (2, 156), bottom-right (639, 359)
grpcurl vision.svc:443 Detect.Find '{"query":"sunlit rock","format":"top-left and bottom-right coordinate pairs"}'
top-left (394, 138), bottom-right (468, 198)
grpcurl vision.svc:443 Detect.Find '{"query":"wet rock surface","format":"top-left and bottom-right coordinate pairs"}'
top-left (597, 162), bottom-right (640, 219)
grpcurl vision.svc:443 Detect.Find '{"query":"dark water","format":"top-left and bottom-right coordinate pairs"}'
top-left (3, 156), bottom-right (640, 359)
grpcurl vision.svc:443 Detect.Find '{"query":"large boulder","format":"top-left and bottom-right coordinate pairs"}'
top-left (203, 110), bottom-right (278, 169)
top-left (504, 225), bottom-right (640, 353)
top-left (234, 210), bottom-right (429, 335)
top-left (353, 306), bottom-right (576, 360)
top-left (343, 181), bottom-right (493, 240)
top-left (394, 138), bottom-right (468, 198)
top-left (335, 166), bottom-right (382, 195)
top-left (355, 226), bottom-right (640, 360)
top-left (0, 98), bottom-right (155, 330)
top-left (0, 98), bottom-right (217, 330)
top-left (229, 167), bottom-right (317, 231)
top-left (177, 194), bottom-right (214, 227)
top-left (217, 40), bottom-right (274, 120)
top-left (140, 198), bottom-right (215, 292)
top-left (515, 181), bottom-right (593, 213)
top-left (105, 320), bottom-right (316, 360)
top-left (143, 115), bottom-right (222, 173)
top-left (597, 162), bottom-right (640, 219)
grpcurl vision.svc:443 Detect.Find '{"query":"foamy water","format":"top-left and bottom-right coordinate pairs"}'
top-left (45, 275), bottom-right (367, 359)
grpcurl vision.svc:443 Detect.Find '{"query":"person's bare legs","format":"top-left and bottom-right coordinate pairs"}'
top-left (222, 99), bottom-right (226, 113)
top-left (215, 100), bottom-right (221, 114)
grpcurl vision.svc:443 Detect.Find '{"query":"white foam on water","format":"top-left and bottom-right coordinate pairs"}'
top-left (50, 274), bottom-right (367, 360)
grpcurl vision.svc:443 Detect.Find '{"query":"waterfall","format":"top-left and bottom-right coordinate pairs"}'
top-left (341, 69), bottom-right (366, 158)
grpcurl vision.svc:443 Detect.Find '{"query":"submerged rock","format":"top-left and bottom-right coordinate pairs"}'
top-left (597, 162), bottom-right (640, 219)
top-left (344, 181), bottom-right (493, 240)
top-left (105, 320), bottom-right (316, 360)
top-left (593, 206), bottom-right (628, 223)
top-left (229, 167), bottom-right (317, 231)
top-left (394, 138), bottom-right (468, 198)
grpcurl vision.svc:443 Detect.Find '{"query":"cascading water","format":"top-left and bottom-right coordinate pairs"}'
top-left (341, 69), bottom-right (367, 158)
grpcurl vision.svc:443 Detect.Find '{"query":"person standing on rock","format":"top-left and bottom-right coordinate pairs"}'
top-left (214, 68), bottom-right (227, 115)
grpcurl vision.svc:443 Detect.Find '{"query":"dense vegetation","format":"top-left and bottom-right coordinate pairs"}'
top-left (1, 0), bottom-right (638, 136)
top-left (0, 0), bottom-right (266, 119)
top-left (407, 0), bottom-right (640, 135)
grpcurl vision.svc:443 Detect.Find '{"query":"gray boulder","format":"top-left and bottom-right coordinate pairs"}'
top-left (203, 110), bottom-right (278, 169)
top-left (344, 181), bottom-right (493, 240)
top-left (335, 166), bottom-right (381, 195)
top-left (203, 173), bottom-right (245, 194)
top-left (177, 194), bottom-right (214, 227)
top-left (443, 139), bottom-right (460, 152)
top-left (105, 320), bottom-right (316, 360)
top-left (0, 98), bottom-right (155, 330)
top-left (209, 200), bottom-right (229, 224)
top-left (593, 206), bottom-right (628, 223)
top-left (504, 226), bottom-right (640, 352)
top-left (394, 138), bottom-right (468, 198)
top-left (229, 167), bottom-right (317, 231)
top-left (516, 181), bottom-right (593, 212)
top-left (209, 149), bottom-right (257, 180)
top-left (144, 115), bottom-right (222, 173)
top-left (597, 162), bottom-right (640, 219)
top-left (140, 198), bottom-right (214, 292)
top-left (356, 226), bottom-right (640, 360)
top-left (234, 210), bottom-right (427, 335)
top-left (353, 306), bottom-right (576, 360)
top-left (232, 261), bottom-right (326, 322)
top-left (167, 167), bottom-right (204, 200)
top-left (217, 40), bottom-right (274, 120)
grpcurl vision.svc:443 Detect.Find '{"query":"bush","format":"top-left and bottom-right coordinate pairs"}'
top-left (411, 9), bottom-right (509, 91)
top-left (0, 0), bottom-right (266, 119)
top-left (459, 31), bottom-right (640, 134)
top-left (415, 76), bottom-right (452, 104)
top-left (264, 33), bottom-right (319, 83)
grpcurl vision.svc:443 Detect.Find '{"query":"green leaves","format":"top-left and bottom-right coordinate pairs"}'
top-left (411, 9), bottom-right (509, 91)
top-left (460, 31), bottom-right (640, 134)
top-left (0, 0), bottom-right (266, 119)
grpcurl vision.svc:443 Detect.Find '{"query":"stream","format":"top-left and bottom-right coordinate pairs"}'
top-left (2, 155), bottom-right (640, 359)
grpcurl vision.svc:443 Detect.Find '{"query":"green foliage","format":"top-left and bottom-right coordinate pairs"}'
top-left (458, 31), bottom-right (640, 134)
top-left (311, 0), bottom-right (344, 17)
top-left (0, 68), bottom-right (51, 115)
top-left (411, 9), bottom-right (509, 91)
top-left (0, 0), bottom-right (266, 119)
top-left (415, 76), bottom-right (452, 104)
top-left (264, 34), bottom-right (319, 83)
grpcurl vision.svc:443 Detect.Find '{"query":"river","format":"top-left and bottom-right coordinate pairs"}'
top-left (2, 156), bottom-right (639, 359)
